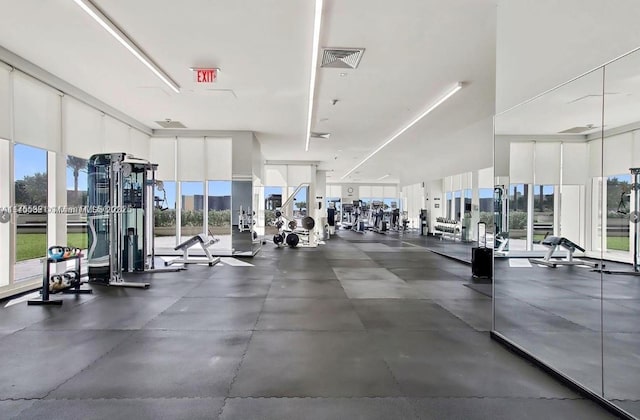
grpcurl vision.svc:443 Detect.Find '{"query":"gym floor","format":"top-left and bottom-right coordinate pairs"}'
top-left (0, 232), bottom-right (616, 419)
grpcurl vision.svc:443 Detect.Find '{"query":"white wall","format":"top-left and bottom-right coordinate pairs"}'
top-left (496, 0), bottom-right (640, 112)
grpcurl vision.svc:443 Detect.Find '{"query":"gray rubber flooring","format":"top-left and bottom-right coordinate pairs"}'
top-left (0, 231), bottom-right (618, 419)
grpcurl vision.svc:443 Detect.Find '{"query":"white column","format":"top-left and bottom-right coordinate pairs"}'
top-left (315, 169), bottom-right (327, 237)
top-left (472, 171), bottom-right (480, 241)
top-left (47, 151), bottom-right (67, 247)
top-left (0, 139), bottom-right (11, 287)
top-left (527, 184), bottom-right (534, 251)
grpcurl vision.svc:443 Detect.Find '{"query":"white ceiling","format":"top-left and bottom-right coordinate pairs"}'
top-left (496, 48), bottom-right (640, 138)
top-left (0, 0), bottom-right (498, 185)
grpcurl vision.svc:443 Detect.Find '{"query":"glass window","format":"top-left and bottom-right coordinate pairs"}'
top-left (293, 186), bottom-right (308, 218)
top-left (454, 191), bottom-right (461, 220)
top-left (180, 182), bottom-right (204, 242)
top-left (479, 188), bottom-right (494, 231)
top-left (509, 184), bottom-right (528, 241)
top-left (606, 175), bottom-right (631, 252)
top-left (154, 181), bottom-right (176, 253)
top-left (533, 185), bottom-right (554, 243)
top-left (66, 155), bottom-right (88, 251)
top-left (208, 180), bottom-right (231, 250)
top-left (265, 186), bottom-right (283, 235)
top-left (14, 144), bottom-right (48, 282)
top-left (464, 189), bottom-right (472, 217)
top-left (445, 192), bottom-right (452, 219)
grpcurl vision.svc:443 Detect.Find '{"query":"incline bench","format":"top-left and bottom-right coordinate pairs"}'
top-left (165, 234), bottom-right (221, 267)
top-left (529, 236), bottom-right (598, 268)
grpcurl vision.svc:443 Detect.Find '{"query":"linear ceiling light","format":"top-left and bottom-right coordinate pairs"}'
top-left (376, 174), bottom-right (390, 181)
top-left (341, 82), bottom-right (463, 179)
top-left (73, 0), bottom-right (180, 93)
top-left (305, 0), bottom-right (324, 152)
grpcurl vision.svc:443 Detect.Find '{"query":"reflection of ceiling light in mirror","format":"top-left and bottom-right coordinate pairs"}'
top-left (305, 0), bottom-right (324, 152)
top-left (377, 174), bottom-right (390, 181)
top-left (341, 82), bottom-right (463, 179)
top-left (73, 0), bottom-right (180, 93)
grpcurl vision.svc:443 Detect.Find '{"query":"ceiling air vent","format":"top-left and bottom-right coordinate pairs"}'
top-left (310, 132), bottom-right (331, 139)
top-left (321, 48), bottom-right (365, 69)
top-left (558, 125), bottom-right (596, 134)
top-left (155, 120), bottom-right (187, 129)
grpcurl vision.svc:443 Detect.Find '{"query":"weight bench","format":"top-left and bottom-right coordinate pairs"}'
top-left (165, 234), bottom-right (221, 267)
top-left (494, 232), bottom-right (509, 256)
top-left (529, 236), bottom-right (598, 268)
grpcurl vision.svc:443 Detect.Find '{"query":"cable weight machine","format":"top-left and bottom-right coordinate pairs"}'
top-left (87, 153), bottom-right (182, 288)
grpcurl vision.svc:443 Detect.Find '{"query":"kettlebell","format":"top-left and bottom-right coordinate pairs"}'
top-left (48, 246), bottom-right (65, 261)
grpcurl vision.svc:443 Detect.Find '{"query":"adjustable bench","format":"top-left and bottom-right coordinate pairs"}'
top-left (165, 234), bottom-right (221, 267)
top-left (529, 236), bottom-right (598, 268)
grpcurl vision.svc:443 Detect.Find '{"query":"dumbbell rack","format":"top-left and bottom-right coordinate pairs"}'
top-left (435, 218), bottom-right (462, 241)
top-left (28, 255), bottom-right (92, 306)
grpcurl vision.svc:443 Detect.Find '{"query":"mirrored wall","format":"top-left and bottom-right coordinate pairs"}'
top-left (494, 48), bottom-right (640, 418)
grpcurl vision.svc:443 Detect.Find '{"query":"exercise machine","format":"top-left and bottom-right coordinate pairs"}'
top-left (529, 236), bottom-right (597, 268)
top-left (165, 233), bottom-right (221, 266)
top-left (238, 206), bottom-right (253, 232)
top-left (341, 203), bottom-right (354, 229)
top-left (87, 153), bottom-right (182, 289)
top-left (595, 167), bottom-right (640, 276)
top-left (494, 185), bottom-right (509, 255)
top-left (370, 201), bottom-right (387, 234)
top-left (390, 206), bottom-right (400, 231)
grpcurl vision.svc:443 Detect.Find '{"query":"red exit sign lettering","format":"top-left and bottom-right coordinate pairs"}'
top-left (193, 68), bottom-right (217, 83)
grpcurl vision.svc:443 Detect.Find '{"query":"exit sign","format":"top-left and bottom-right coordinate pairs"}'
top-left (193, 68), bottom-right (217, 83)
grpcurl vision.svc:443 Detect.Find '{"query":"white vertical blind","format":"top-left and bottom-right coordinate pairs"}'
top-left (562, 142), bottom-right (588, 184)
top-left (287, 165), bottom-right (312, 186)
top-left (150, 137), bottom-right (176, 180)
top-left (588, 139), bottom-right (603, 178)
top-left (478, 167), bottom-right (493, 189)
top-left (603, 132), bottom-right (632, 175)
top-left (130, 128), bottom-right (150, 160)
top-left (534, 142), bottom-right (561, 184)
top-left (509, 142), bottom-right (534, 183)
top-left (265, 165), bottom-right (287, 186)
top-left (633, 130), bottom-right (640, 168)
top-left (13, 72), bottom-right (61, 152)
top-left (206, 137), bottom-right (232, 179)
top-left (62, 96), bottom-right (103, 159)
top-left (452, 174), bottom-right (462, 191)
top-left (443, 176), bottom-right (452, 192)
top-left (461, 172), bottom-right (472, 190)
top-left (328, 185), bottom-right (342, 197)
top-left (177, 137), bottom-right (205, 181)
top-left (0, 66), bottom-right (10, 140)
top-left (359, 186), bottom-right (372, 198)
top-left (383, 186), bottom-right (397, 197)
top-left (371, 186), bottom-right (384, 197)
top-left (103, 115), bottom-right (129, 154)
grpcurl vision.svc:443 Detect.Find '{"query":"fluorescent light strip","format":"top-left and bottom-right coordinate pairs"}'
top-left (376, 174), bottom-right (390, 181)
top-left (341, 82), bottom-right (462, 180)
top-left (305, 0), bottom-right (324, 152)
top-left (73, 0), bottom-right (180, 93)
